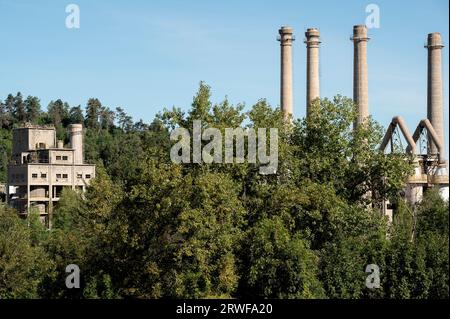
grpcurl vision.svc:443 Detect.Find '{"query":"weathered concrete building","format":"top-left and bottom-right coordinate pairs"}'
top-left (7, 123), bottom-right (95, 226)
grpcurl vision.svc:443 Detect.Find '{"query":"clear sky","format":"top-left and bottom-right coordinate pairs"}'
top-left (0, 0), bottom-right (448, 157)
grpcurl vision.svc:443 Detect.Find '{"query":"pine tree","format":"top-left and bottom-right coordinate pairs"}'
top-left (69, 106), bottom-right (85, 124)
top-left (85, 98), bottom-right (102, 129)
top-left (25, 96), bottom-right (41, 123)
top-left (13, 92), bottom-right (27, 123)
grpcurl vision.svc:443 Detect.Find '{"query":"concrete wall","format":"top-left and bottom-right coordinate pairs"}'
top-left (8, 165), bottom-right (28, 185)
top-left (12, 127), bottom-right (56, 164)
top-left (50, 149), bottom-right (74, 164)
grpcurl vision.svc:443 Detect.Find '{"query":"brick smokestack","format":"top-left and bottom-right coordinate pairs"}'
top-left (426, 32), bottom-right (445, 156)
top-left (278, 26), bottom-right (295, 120)
top-left (352, 25), bottom-right (370, 129)
top-left (305, 28), bottom-right (321, 117)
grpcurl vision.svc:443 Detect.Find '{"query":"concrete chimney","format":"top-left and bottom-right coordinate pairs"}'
top-left (352, 25), bottom-right (370, 129)
top-left (305, 28), bottom-right (321, 117)
top-left (278, 26), bottom-right (295, 120)
top-left (69, 124), bottom-right (83, 165)
top-left (426, 32), bottom-right (445, 155)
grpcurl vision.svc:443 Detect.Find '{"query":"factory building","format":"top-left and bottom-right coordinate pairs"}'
top-left (277, 25), bottom-right (448, 214)
top-left (379, 32), bottom-right (449, 210)
top-left (7, 123), bottom-right (95, 227)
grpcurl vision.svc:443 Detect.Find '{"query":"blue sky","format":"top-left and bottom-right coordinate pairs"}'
top-left (0, 0), bottom-right (448, 156)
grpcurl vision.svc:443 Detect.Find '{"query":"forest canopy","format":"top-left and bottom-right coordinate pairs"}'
top-left (0, 83), bottom-right (448, 299)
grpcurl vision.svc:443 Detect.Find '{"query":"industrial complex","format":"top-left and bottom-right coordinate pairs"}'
top-left (277, 24), bottom-right (448, 214)
top-left (0, 24), bottom-right (448, 226)
top-left (3, 123), bottom-right (95, 227)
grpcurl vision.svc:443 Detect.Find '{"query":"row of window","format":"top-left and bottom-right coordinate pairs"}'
top-left (55, 156), bottom-right (69, 161)
top-left (32, 173), bottom-right (47, 178)
top-left (11, 173), bottom-right (25, 181)
top-left (31, 173), bottom-right (91, 179)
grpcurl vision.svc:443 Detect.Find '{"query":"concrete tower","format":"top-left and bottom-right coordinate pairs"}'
top-left (278, 26), bottom-right (295, 120)
top-left (69, 124), bottom-right (84, 165)
top-left (305, 28), bottom-right (321, 117)
top-left (352, 25), bottom-right (370, 129)
top-left (426, 32), bottom-right (445, 155)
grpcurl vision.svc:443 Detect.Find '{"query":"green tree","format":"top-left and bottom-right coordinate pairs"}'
top-left (69, 106), bottom-right (85, 124)
top-left (25, 96), bottom-right (41, 123)
top-left (241, 216), bottom-right (324, 298)
top-left (85, 98), bottom-right (102, 130)
top-left (0, 204), bottom-right (52, 298)
top-left (13, 92), bottom-right (27, 123)
top-left (115, 107), bottom-right (133, 132)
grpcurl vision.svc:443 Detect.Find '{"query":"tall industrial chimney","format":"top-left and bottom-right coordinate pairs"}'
top-left (426, 32), bottom-right (445, 155)
top-left (352, 25), bottom-right (370, 129)
top-left (69, 124), bottom-right (84, 165)
top-left (278, 26), bottom-right (295, 120)
top-left (305, 28), bottom-right (321, 117)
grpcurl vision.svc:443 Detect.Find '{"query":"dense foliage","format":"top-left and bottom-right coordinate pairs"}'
top-left (0, 84), bottom-right (448, 299)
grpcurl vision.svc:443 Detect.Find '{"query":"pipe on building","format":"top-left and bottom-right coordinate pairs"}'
top-left (380, 116), bottom-right (416, 155)
top-left (410, 119), bottom-right (446, 164)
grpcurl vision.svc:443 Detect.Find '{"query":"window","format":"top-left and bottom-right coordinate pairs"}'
top-left (41, 173), bottom-right (47, 178)
top-left (63, 174), bottom-right (68, 179)
top-left (77, 174), bottom-right (83, 179)
top-left (62, 156), bottom-right (68, 161)
top-left (32, 173), bottom-right (38, 178)
top-left (56, 174), bottom-right (62, 179)
top-left (85, 174), bottom-right (91, 179)
top-left (56, 156), bottom-right (62, 160)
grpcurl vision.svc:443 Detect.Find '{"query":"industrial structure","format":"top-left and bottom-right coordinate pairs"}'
top-left (277, 25), bottom-right (448, 211)
top-left (1, 24), bottom-right (447, 229)
top-left (278, 26), bottom-right (295, 120)
top-left (351, 25), bottom-right (370, 129)
top-left (379, 32), bottom-right (449, 206)
top-left (6, 123), bottom-right (95, 227)
top-left (304, 28), bottom-right (321, 117)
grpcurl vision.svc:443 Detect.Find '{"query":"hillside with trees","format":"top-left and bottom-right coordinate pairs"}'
top-left (0, 83), bottom-right (448, 298)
